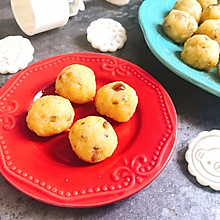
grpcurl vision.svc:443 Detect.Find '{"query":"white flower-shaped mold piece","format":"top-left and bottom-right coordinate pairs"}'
top-left (105, 0), bottom-right (130, 6)
top-left (0, 36), bottom-right (34, 74)
top-left (87, 18), bottom-right (127, 52)
top-left (185, 130), bottom-right (220, 190)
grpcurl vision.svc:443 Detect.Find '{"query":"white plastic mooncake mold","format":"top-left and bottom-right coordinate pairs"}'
top-left (87, 18), bottom-right (127, 52)
top-left (185, 130), bottom-right (220, 190)
top-left (10, 0), bottom-right (85, 36)
top-left (0, 36), bottom-right (34, 74)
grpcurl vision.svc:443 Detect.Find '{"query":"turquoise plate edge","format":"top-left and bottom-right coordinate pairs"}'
top-left (138, 0), bottom-right (220, 98)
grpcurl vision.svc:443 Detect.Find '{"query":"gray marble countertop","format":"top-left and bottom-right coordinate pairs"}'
top-left (1, 0), bottom-right (220, 219)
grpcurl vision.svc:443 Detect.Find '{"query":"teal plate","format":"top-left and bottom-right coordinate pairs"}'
top-left (138, 0), bottom-right (220, 97)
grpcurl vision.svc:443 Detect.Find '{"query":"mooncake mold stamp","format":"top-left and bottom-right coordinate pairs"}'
top-left (185, 130), bottom-right (220, 190)
top-left (0, 36), bottom-right (34, 74)
top-left (87, 18), bottom-right (127, 52)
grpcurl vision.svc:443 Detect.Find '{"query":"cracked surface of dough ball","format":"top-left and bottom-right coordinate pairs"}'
top-left (26, 95), bottom-right (75, 137)
top-left (197, 0), bottom-right (218, 10)
top-left (173, 0), bottom-right (202, 22)
top-left (69, 116), bottom-right (118, 163)
top-left (196, 19), bottom-right (220, 46)
top-left (181, 34), bottom-right (219, 70)
top-left (95, 81), bottom-right (138, 122)
top-left (55, 64), bottom-right (96, 104)
top-left (200, 4), bottom-right (220, 23)
top-left (162, 10), bottom-right (198, 43)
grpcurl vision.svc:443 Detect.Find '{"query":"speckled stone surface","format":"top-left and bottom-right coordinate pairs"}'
top-left (1, 0), bottom-right (220, 219)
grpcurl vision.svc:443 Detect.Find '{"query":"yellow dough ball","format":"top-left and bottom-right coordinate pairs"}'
top-left (196, 19), bottom-right (220, 46)
top-left (200, 4), bottom-right (220, 23)
top-left (181, 34), bottom-right (219, 70)
top-left (95, 81), bottom-right (138, 122)
top-left (68, 116), bottom-right (118, 163)
top-left (55, 64), bottom-right (96, 104)
top-left (173, 0), bottom-right (202, 22)
top-left (26, 95), bottom-right (75, 137)
top-left (197, 0), bottom-right (218, 10)
top-left (162, 10), bottom-right (198, 43)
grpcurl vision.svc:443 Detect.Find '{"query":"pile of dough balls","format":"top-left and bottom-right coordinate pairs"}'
top-left (26, 64), bottom-right (96, 137)
top-left (26, 64), bottom-right (138, 163)
top-left (162, 0), bottom-right (220, 72)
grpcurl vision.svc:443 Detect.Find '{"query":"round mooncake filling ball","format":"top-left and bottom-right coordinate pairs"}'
top-left (181, 34), bottom-right (219, 70)
top-left (68, 116), bottom-right (118, 163)
top-left (196, 19), bottom-right (220, 46)
top-left (26, 95), bottom-right (75, 137)
top-left (172, 0), bottom-right (202, 23)
top-left (200, 4), bottom-right (220, 23)
top-left (95, 81), bottom-right (138, 122)
top-left (162, 9), bottom-right (198, 43)
top-left (55, 64), bottom-right (96, 104)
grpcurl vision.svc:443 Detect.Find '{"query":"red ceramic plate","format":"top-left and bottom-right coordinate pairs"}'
top-left (0, 52), bottom-right (177, 207)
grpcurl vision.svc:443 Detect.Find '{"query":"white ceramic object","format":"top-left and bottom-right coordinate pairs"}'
top-left (69, 0), bottom-right (85, 16)
top-left (10, 0), bottom-right (85, 36)
top-left (87, 18), bottom-right (127, 52)
top-left (105, 0), bottom-right (130, 6)
top-left (185, 130), bottom-right (220, 190)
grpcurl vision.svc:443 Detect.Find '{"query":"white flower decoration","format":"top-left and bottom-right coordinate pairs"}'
top-left (87, 18), bottom-right (127, 53)
top-left (0, 36), bottom-right (34, 74)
